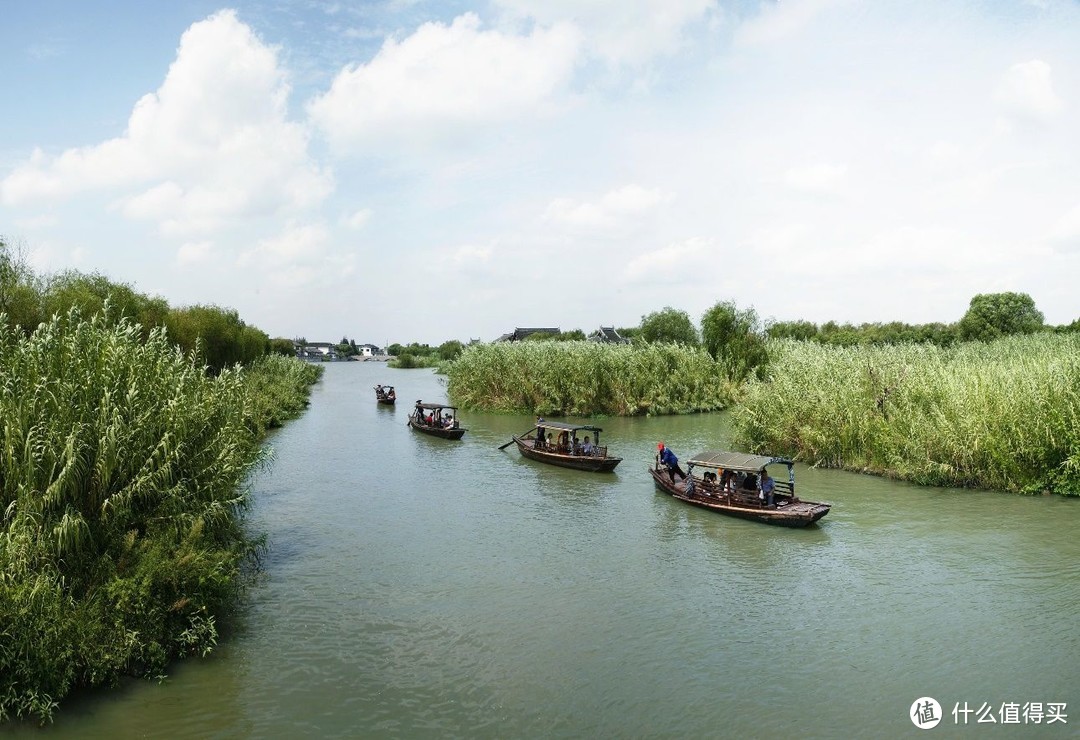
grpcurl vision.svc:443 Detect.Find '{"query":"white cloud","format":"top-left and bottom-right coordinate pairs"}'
top-left (544, 184), bottom-right (672, 232)
top-left (176, 240), bottom-right (214, 266)
top-left (492, 0), bottom-right (715, 66)
top-left (735, 0), bottom-right (849, 46)
top-left (622, 236), bottom-right (713, 284)
top-left (1, 10), bottom-right (332, 236)
top-left (238, 222), bottom-right (329, 269)
top-left (343, 208), bottom-right (373, 229)
top-left (994, 59), bottom-right (1063, 123)
top-left (307, 13), bottom-right (582, 154)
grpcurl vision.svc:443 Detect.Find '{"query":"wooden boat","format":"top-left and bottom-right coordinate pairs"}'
top-left (508, 421), bottom-right (621, 472)
top-left (650, 450), bottom-right (830, 527)
top-left (374, 385), bottom-right (396, 405)
top-left (408, 401), bottom-right (466, 440)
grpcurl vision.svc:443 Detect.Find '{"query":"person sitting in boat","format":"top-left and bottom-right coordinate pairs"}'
top-left (558, 430), bottom-right (570, 452)
top-left (701, 471), bottom-right (719, 495)
top-left (581, 436), bottom-right (593, 456)
top-left (387, 386), bottom-right (396, 400)
top-left (720, 469), bottom-right (735, 494)
top-left (443, 413), bottom-right (455, 428)
top-left (760, 470), bottom-right (775, 507)
top-left (658, 443), bottom-right (687, 483)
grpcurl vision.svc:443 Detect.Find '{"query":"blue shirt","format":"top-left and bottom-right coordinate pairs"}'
top-left (660, 448), bottom-right (678, 467)
top-left (761, 476), bottom-right (775, 494)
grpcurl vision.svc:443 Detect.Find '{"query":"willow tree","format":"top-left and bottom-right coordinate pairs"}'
top-left (700, 300), bottom-right (768, 382)
top-left (957, 292), bottom-right (1044, 342)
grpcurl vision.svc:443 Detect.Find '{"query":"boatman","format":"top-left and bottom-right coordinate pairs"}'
top-left (658, 442), bottom-right (687, 483)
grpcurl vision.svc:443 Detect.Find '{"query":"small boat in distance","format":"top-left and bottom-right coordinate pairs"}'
top-left (374, 385), bottom-right (396, 405)
top-left (505, 420), bottom-right (621, 472)
top-left (408, 401), bottom-right (466, 440)
top-left (650, 449), bottom-right (830, 527)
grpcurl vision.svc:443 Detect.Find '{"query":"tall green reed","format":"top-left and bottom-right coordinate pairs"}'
top-left (446, 341), bottom-right (735, 416)
top-left (733, 335), bottom-right (1080, 494)
top-left (0, 310), bottom-right (299, 722)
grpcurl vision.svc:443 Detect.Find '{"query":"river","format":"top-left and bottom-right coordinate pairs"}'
top-left (16, 362), bottom-right (1078, 738)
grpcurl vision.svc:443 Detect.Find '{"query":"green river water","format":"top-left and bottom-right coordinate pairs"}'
top-left (10, 362), bottom-right (1078, 739)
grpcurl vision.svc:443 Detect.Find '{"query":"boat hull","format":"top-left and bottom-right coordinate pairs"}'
top-left (513, 437), bottom-right (621, 472)
top-left (409, 418), bottom-right (466, 440)
top-left (649, 468), bottom-right (829, 527)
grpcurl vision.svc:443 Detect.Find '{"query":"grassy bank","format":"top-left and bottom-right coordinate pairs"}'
top-left (733, 335), bottom-right (1080, 495)
top-left (446, 341), bottom-right (735, 416)
top-left (0, 312), bottom-right (321, 722)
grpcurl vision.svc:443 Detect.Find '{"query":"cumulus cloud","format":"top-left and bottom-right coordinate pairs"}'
top-left (994, 59), bottom-right (1063, 123)
top-left (622, 236), bottom-right (713, 283)
top-left (238, 222), bottom-right (329, 269)
top-left (1, 10), bottom-right (332, 235)
top-left (544, 184), bottom-right (673, 232)
top-left (175, 240), bottom-right (214, 266)
top-left (342, 208), bottom-right (373, 229)
top-left (735, 0), bottom-right (849, 46)
top-left (307, 13), bottom-right (582, 153)
top-left (492, 0), bottom-right (715, 66)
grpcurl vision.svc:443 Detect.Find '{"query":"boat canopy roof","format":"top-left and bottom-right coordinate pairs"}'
top-left (686, 450), bottom-right (793, 472)
top-left (414, 402), bottom-right (457, 411)
top-left (536, 420), bottom-right (602, 433)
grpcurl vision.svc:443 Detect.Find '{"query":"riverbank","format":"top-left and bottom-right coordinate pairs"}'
top-left (444, 334), bottom-right (1079, 496)
top-left (13, 362), bottom-right (1075, 738)
top-left (734, 334), bottom-right (1080, 495)
top-left (0, 314), bottom-right (322, 723)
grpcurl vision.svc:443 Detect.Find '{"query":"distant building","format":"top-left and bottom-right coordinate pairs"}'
top-left (495, 327), bottom-right (561, 342)
top-left (297, 342), bottom-right (337, 360)
top-left (358, 343), bottom-right (382, 357)
top-left (588, 326), bottom-right (630, 344)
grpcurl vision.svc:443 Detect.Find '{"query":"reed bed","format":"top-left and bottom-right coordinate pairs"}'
top-left (240, 354), bottom-right (324, 435)
top-left (0, 313), bottom-right (319, 722)
top-left (447, 341), bottom-right (735, 416)
top-left (733, 335), bottom-right (1080, 494)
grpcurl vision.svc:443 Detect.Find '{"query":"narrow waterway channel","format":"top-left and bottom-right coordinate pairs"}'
top-left (23, 362), bottom-right (1079, 738)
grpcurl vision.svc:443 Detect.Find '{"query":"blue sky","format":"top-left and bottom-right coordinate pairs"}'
top-left (2, 0), bottom-right (1078, 345)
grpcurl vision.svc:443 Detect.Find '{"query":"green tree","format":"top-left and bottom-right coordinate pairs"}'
top-left (0, 237), bottom-right (43, 333)
top-left (700, 300), bottom-right (769, 382)
top-left (165, 305), bottom-right (268, 372)
top-left (768, 320), bottom-right (818, 341)
top-left (269, 337), bottom-right (296, 356)
top-left (639, 307), bottom-right (698, 345)
top-left (438, 340), bottom-right (465, 361)
top-left (957, 292), bottom-right (1044, 342)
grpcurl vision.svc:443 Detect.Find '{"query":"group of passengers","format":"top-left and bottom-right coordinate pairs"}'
top-left (534, 425), bottom-right (595, 456)
top-left (699, 469), bottom-right (775, 506)
top-left (413, 401), bottom-right (456, 428)
top-left (657, 443), bottom-right (776, 507)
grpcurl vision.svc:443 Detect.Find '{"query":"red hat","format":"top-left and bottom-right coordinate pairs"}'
top-left (657, 442), bottom-right (664, 449)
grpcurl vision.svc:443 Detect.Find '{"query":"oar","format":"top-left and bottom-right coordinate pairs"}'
top-left (499, 428), bottom-right (536, 450)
